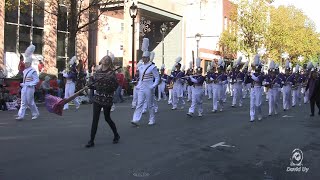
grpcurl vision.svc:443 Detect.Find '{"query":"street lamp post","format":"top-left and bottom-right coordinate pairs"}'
top-left (195, 33), bottom-right (201, 68)
top-left (129, 2), bottom-right (138, 78)
top-left (160, 23), bottom-right (167, 65)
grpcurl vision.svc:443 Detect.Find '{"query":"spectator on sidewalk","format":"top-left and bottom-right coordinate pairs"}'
top-left (0, 84), bottom-right (8, 111)
top-left (115, 70), bottom-right (125, 103)
top-left (18, 54), bottom-right (25, 76)
top-left (38, 60), bottom-right (45, 73)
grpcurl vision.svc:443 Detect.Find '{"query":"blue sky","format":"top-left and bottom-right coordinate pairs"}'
top-left (272, 0), bottom-right (320, 32)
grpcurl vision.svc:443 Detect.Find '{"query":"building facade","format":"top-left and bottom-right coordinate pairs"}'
top-left (0, 0), bottom-right (235, 77)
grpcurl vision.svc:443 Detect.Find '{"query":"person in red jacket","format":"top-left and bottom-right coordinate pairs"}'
top-left (18, 54), bottom-right (25, 75)
top-left (115, 70), bottom-right (125, 103)
top-left (38, 60), bottom-right (44, 73)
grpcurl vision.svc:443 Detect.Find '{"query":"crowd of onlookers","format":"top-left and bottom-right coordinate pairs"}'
top-left (0, 60), bottom-right (132, 111)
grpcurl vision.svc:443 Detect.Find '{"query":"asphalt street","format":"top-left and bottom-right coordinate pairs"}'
top-left (0, 95), bottom-right (320, 180)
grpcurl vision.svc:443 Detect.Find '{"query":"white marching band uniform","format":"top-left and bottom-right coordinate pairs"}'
top-left (187, 58), bottom-right (205, 117)
top-left (16, 44), bottom-right (40, 120)
top-left (171, 57), bottom-right (185, 110)
top-left (264, 60), bottom-right (280, 116)
top-left (206, 64), bottom-right (213, 100)
top-left (250, 54), bottom-right (264, 122)
top-left (132, 38), bottom-right (160, 126)
top-left (211, 59), bottom-right (227, 112)
top-left (231, 57), bottom-right (244, 107)
top-left (63, 56), bottom-right (80, 110)
top-left (291, 65), bottom-right (301, 107)
top-left (158, 64), bottom-right (167, 101)
top-left (282, 60), bottom-right (294, 111)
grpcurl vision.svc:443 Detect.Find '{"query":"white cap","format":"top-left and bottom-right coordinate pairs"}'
top-left (161, 64), bottom-right (165, 70)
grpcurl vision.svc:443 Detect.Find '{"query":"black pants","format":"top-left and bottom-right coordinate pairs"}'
top-left (310, 98), bottom-right (320, 115)
top-left (0, 99), bottom-right (7, 110)
top-left (90, 102), bottom-right (118, 142)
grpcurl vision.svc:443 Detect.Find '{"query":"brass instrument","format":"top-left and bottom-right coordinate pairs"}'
top-left (167, 81), bottom-right (174, 89)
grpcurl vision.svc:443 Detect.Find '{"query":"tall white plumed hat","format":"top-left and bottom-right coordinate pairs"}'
top-left (307, 61), bottom-right (314, 71)
top-left (150, 52), bottom-right (155, 62)
top-left (175, 56), bottom-right (182, 67)
top-left (195, 57), bottom-right (202, 72)
top-left (268, 60), bottom-right (276, 71)
top-left (141, 38), bottom-right (150, 58)
top-left (253, 54), bottom-right (262, 69)
top-left (24, 44), bottom-right (36, 63)
top-left (293, 64), bottom-right (300, 73)
top-left (188, 61), bottom-right (193, 69)
top-left (69, 56), bottom-right (77, 66)
top-left (161, 64), bottom-right (165, 70)
top-left (241, 61), bottom-right (249, 71)
top-left (233, 56), bottom-right (242, 68)
top-left (218, 57), bottom-right (225, 69)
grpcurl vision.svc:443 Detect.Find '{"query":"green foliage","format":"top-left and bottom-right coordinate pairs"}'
top-left (220, 0), bottom-right (320, 66)
top-left (220, 0), bottom-right (269, 62)
top-left (265, 5), bottom-right (320, 65)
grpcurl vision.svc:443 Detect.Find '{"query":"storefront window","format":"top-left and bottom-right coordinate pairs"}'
top-left (4, 24), bottom-right (17, 52)
top-left (5, 0), bottom-right (18, 23)
top-left (57, 32), bottom-right (66, 56)
top-left (33, 1), bottom-right (44, 28)
top-left (33, 28), bottom-right (43, 54)
top-left (57, 5), bottom-right (68, 31)
top-left (19, 26), bottom-right (31, 53)
top-left (20, 1), bottom-right (32, 25)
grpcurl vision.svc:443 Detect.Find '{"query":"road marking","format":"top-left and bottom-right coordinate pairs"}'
top-left (210, 142), bottom-right (235, 148)
top-left (0, 135), bottom-right (43, 141)
top-left (0, 123), bottom-right (9, 125)
top-left (282, 115), bottom-right (294, 118)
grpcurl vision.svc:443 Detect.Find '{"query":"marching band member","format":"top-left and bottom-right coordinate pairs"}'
top-left (158, 64), bottom-right (168, 101)
top-left (167, 67), bottom-right (174, 105)
top-left (171, 57), bottom-right (185, 110)
top-left (211, 58), bottom-right (227, 113)
top-left (16, 44), bottom-right (40, 120)
top-left (231, 57), bottom-right (244, 107)
top-left (263, 60), bottom-right (281, 116)
top-left (131, 38), bottom-right (160, 126)
top-left (131, 61), bottom-right (142, 109)
top-left (63, 56), bottom-right (80, 110)
top-left (186, 61), bottom-right (193, 102)
top-left (150, 52), bottom-right (159, 113)
top-left (187, 58), bottom-right (205, 117)
top-left (292, 65), bottom-right (301, 107)
top-left (250, 54), bottom-right (265, 122)
top-left (281, 59), bottom-right (294, 111)
top-left (242, 61), bottom-right (251, 99)
top-left (226, 65), bottom-right (233, 98)
top-left (206, 63), bottom-right (213, 100)
top-left (301, 65), bottom-right (309, 104)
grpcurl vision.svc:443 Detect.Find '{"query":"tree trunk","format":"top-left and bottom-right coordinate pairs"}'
top-left (67, 0), bottom-right (77, 58)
